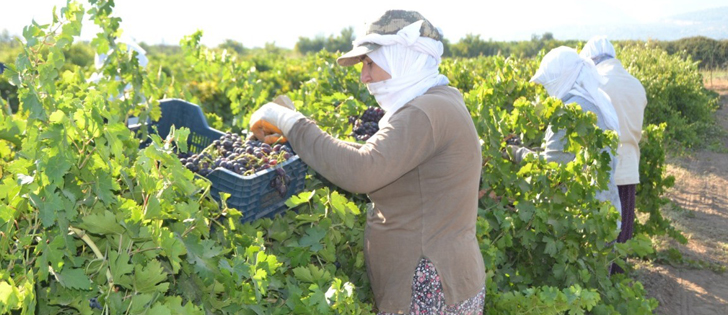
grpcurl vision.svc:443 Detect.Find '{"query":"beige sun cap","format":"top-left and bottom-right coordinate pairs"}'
top-left (337, 10), bottom-right (442, 67)
top-left (337, 43), bottom-right (382, 66)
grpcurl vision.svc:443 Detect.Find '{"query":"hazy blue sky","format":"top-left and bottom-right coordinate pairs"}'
top-left (3, 0), bottom-right (728, 48)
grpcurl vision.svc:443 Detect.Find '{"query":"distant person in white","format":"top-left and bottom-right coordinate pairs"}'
top-left (514, 46), bottom-right (623, 236)
top-left (88, 35), bottom-right (148, 101)
top-left (580, 36), bottom-right (648, 275)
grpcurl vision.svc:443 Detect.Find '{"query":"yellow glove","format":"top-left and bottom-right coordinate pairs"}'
top-left (250, 120), bottom-right (286, 145)
top-left (249, 95), bottom-right (303, 145)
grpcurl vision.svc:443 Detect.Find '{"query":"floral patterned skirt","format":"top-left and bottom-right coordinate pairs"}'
top-left (378, 258), bottom-right (485, 315)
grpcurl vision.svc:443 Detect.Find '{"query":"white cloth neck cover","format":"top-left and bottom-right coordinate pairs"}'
top-left (357, 21), bottom-right (449, 126)
top-left (531, 46), bottom-right (621, 135)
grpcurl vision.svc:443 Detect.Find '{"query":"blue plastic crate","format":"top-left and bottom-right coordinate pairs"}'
top-left (147, 98), bottom-right (307, 223)
top-left (206, 155), bottom-right (307, 222)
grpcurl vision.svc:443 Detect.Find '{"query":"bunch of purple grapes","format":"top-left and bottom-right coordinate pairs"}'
top-left (89, 297), bottom-right (102, 310)
top-left (177, 132), bottom-right (294, 195)
top-left (504, 134), bottom-right (522, 146)
top-left (270, 167), bottom-right (292, 197)
top-left (348, 106), bottom-right (384, 141)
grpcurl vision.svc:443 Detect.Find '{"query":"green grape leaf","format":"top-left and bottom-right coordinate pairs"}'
top-left (127, 293), bottom-right (155, 314)
top-left (29, 189), bottom-right (61, 228)
top-left (305, 284), bottom-right (332, 314)
top-left (109, 250), bottom-right (135, 287)
top-left (159, 231), bottom-right (186, 273)
top-left (20, 89), bottom-right (45, 121)
top-left (105, 123), bottom-right (130, 161)
top-left (298, 226), bottom-right (326, 251)
top-left (80, 210), bottom-right (125, 235)
top-left (0, 281), bottom-right (21, 311)
top-left (146, 304), bottom-right (172, 315)
top-left (134, 260), bottom-right (169, 294)
top-left (286, 247), bottom-right (313, 268)
top-left (173, 127), bottom-right (190, 153)
top-left (92, 170), bottom-right (118, 205)
top-left (183, 238), bottom-right (221, 280)
top-left (292, 266), bottom-right (314, 283)
top-left (58, 267), bottom-right (92, 290)
top-left (286, 190), bottom-right (315, 208)
top-left (544, 237), bottom-right (558, 257)
top-left (162, 296), bottom-right (204, 315)
top-left (43, 153), bottom-right (72, 187)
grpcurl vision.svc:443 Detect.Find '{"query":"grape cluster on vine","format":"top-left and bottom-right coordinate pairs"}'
top-left (348, 106), bottom-right (384, 141)
top-left (504, 134), bottom-right (522, 146)
top-left (89, 297), bottom-right (102, 310)
top-left (177, 132), bottom-right (294, 196)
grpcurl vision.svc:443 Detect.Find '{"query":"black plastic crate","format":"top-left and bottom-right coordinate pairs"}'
top-left (145, 99), bottom-right (307, 223)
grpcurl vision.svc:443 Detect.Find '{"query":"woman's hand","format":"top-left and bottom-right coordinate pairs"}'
top-left (248, 95), bottom-right (304, 145)
top-left (501, 144), bottom-right (520, 162)
top-left (250, 117), bottom-right (286, 144)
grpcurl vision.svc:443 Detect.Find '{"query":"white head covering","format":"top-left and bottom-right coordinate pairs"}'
top-left (88, 36), bottom-right (149, 101)
top-left (530, 46), bottom-right (620, 134)
top-left (580, 36), bottom-right (616, 65)
top-left (354, 21), bottom-right (450, 125)
top-left (94, 35), bottom-right (149, 70)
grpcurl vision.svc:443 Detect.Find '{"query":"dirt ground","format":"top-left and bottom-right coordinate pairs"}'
top-left (632, 78), bottom-right (728, 315)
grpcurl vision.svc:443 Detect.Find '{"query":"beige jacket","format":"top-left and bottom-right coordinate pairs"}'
top-left (287, 86), bottom-right (486, 313)
top-left (597, 58), bottom-right (647, 185)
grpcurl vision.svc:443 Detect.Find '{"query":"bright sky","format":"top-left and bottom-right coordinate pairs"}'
top-left (2, 0), bottom-right (727, 49)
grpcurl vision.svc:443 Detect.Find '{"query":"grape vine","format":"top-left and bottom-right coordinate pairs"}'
top-left (0, 1), bottom-right (711, 314)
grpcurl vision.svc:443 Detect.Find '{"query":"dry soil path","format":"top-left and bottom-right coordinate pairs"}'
top-left (635, 79), bottom-right (728, 315)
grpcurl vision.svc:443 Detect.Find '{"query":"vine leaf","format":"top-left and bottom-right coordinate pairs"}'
top-left (159, 232), bottom-right (186, 273)
top-left (29, 188), bottom-right (61, 227)
top-left (292, 266), bottom-right (314, 283)
top-left (299, 226), bottom-right (326, 251)
top-left (134, 260), bottom-right (169, 294)
top-left (43, 153), bottom-right (72, 186)
top-left (183, 238), bottom-right (221, 280)
top-left (92, 171), bottom-right (118, 205)
top-left (58, 267), bottom-right (92, 290)
top-left (109, 251), bottom-right (134, 287)
top-left (80, 210), bottom-right (125, 235)
top-left (286, 190), bottom-right (315, 208)
top-left (21, 91), bottom-right (44, 121)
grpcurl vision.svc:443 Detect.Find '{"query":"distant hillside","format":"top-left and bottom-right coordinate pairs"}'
top-left (546, 6), bottom-right (728, 41)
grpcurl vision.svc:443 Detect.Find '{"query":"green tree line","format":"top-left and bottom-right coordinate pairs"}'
top-left (290, 28), bottom-right (728, 69)
top-left (3, 26), bottom-right (727, 69)
top-left (653, 36), bottom-right (728, 69)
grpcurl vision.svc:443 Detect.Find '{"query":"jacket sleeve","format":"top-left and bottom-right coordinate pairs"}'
top-left (286, 105), bottom-right (437, 194)
top-left (514, 126), bottom-right (575, 164)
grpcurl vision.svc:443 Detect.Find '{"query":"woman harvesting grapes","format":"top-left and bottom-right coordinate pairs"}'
top-left (506, 46), bottom-right (623, 236)
top-left (249, 10), bottom-right (485, 314)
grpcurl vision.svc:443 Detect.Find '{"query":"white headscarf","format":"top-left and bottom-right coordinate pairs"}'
top-left (530, 46), bottom-right (620, 134)
top-left (94, 35), bottom-right (149, 70)
top-left (580, 36), bottom-right (616, 65)
top-left (354, 21), bottom-right (450, 125)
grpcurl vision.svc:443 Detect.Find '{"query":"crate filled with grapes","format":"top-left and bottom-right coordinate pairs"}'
top-left (147, 99), bottom-right (307, 223)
